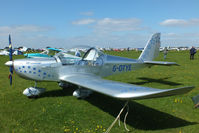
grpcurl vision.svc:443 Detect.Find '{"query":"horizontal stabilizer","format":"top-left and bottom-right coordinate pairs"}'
top-left (144, 61), bottom-right (179, 66)
top-left (60, 74), bottom-right (194, 100)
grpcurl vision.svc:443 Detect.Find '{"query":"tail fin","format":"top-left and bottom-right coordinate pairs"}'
top-left (138, 33), bottom-right (160, 61)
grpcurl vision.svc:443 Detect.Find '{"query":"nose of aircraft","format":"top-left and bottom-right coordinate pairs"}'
top-left (5, 61), bottom-right (13, 66)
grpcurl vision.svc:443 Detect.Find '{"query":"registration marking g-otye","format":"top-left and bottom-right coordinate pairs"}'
top-left (112, 64), bottom-right (132, 72)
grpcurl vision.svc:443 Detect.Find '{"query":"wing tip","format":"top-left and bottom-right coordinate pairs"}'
top-left (116, 86), bottom-right (195, 100)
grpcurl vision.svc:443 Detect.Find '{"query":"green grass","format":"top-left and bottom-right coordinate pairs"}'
top-left (0, 51), bottom-right (199, 133)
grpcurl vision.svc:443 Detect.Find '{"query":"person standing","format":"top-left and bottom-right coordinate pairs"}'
top-left (190, 46), bottom-right (197, 60)
top-left (163, 47), bottom-right (168, 59)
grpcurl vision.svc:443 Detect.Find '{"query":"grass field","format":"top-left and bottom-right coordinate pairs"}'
top-left (0, 50), bottom-right (199, 133)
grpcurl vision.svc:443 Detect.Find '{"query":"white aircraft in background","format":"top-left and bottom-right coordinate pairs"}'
top-left (0, 50), bottom-right (9, 55)
top-left (5, 33), bottom-right (194, 99)
top-left (19, 46), bottom-right (28, 52)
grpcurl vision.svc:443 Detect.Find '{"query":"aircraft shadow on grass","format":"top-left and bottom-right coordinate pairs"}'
top-left (129, 77), bottom-right (182, 86)
top-left (39, 86), bottom-right (75, 97)
top-left (39, 85), bottom-right (196, 130)
top-left (86, 93), bottom-right (197, 130)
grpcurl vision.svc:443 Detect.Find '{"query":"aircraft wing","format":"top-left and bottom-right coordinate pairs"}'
top-left (59, 74), bottom-right (194, 100)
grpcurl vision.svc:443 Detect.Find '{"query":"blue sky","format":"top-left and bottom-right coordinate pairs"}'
top-left (0, 0), bottom-right (199, 48)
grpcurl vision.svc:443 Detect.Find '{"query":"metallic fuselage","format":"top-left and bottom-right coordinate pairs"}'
top-left (13, 57), bottom-right (60, 81)
top-left (12, 53), bottom-right (147, 82)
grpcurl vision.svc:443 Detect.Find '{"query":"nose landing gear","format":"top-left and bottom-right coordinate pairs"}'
top-left (23, 81), bottom-right (46, 98)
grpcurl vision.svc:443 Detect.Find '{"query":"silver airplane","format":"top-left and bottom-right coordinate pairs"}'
top-left (5, 33), bottom-right (194, 99)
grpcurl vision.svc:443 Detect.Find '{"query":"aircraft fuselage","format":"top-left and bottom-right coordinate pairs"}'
top-left (13, 57), bottom-right (60, 81)
top-left (10, 53), bottom-right (147, 82)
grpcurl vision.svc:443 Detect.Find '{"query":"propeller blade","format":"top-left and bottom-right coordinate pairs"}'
top-left (9, 34), bottom-right (13, 61)
top-left (8, 34), bottom-right (13, 85)
top-left (9, 73), bottom-right (13, 85)
top-left (9, 66), bottom-right (13, 85)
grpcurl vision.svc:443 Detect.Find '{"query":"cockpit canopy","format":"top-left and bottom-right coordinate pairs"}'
top-left (80, 47), bottom-right (105, 66)
top-left (55, 47), bottom-right (105, 66)
top-left (55, 51), bottom-right (82, 65)
top-left (82, 47), bottom-right (103, 60)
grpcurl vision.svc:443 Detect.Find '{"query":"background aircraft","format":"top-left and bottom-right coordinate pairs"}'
top-left (5, 33), bottom-right (194, 99)
top-left (0, 50), bottom-right (9, 55)
top-left (24, 49), bottom-right (50, 58)
top-left (0, 49), bottom-right (23, 56)
top-left (23, 47), bottom-right (61, 58)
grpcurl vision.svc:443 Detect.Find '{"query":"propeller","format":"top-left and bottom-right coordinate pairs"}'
top-left (8, 34), bottom-right (13, 85)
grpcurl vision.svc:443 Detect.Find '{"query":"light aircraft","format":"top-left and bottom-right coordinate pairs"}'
top-left (0, 50), bottom-right (9, 55)
top-left (23, 50), bottom-right (50, 58)
top-left (24, 49), bottom-right (51, 58)
top-left (24, 47), bottom-right (61, 58)
top-left (13, 50), bottom-right (23, 55)
top-left (0, 49), bottom-right (23, 56)
top-left (18, 46), bottom-right (28, 52)
top-left (5, 33), bottom-right (194, 99)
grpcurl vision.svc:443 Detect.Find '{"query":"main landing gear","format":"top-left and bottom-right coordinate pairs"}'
top-left (73, 86), bottom-right (93, 99)
top-left (23, 81), bottom-right (46, 98)
top-left (59, 82), bottom-right (93, 99)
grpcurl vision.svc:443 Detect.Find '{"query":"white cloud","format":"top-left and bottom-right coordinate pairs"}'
top-left (161, 32), bottom-right (199, 47)
top-left (72, 18), bottom-right (145, 34)
top-left (0, 25), bottom-right (52, 36)
top-left (163, 32), bottom-right (199, 38)
top-left (72, 18), bottom-right (96, 25)
top-left (1, 19), bottom-right (198, 49)
top-left (64, 33), bottom-right (148, 48)
top-left (160, 19), bottom-right (199, 27)
top-left (0, 25), bottom-right (53, 48)
top-left (80, 11), bottom-right (94, 16)
top-left (94, 18), bottom-right (143, 33)
top-left (1, 31), bottom-right (199, 49)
